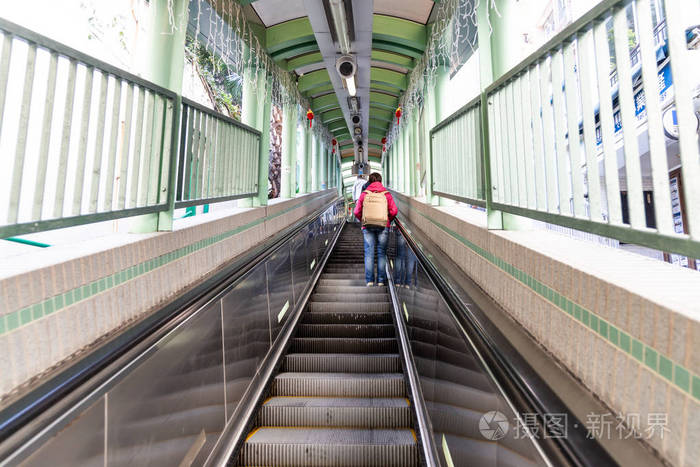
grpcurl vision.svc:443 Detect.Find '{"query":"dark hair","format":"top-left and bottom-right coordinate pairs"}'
top-left (368, 172), bottom-right (382, 184)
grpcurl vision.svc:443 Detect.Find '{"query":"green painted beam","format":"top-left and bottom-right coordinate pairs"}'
top-left (370, 101), bottom-right (395, 113)
top-left (368, 108), bottom-right (393, 122)
top-left (371, 39), bottom-right (424, 59)
top-left (340, 143), bottom-right (354, 150)
top-left (298, 69), bottom-right (331, 93)
top-left (313, 94), bottom-right (340, 113)
top-left (307, 83), bottom-right (334, 97)
top-left (369, 143), bottom-right (383, 149)
top-left (373, 14), bottom-right (426, 50)
top-left (370, 91), bottom-right (399, 108)
top-left (286, 51), bottom-right (323, 71)
top-left (369, 156), bottom-right (382, 163)
top-left (370, 67), bottom-right (407, 91)
top-left (266, 18), bottom-right (317, 61)
top-left (330, 123), bottom-right (348, 134)
top-left (370, 117), bottom-right (390, 128)
top-left (369, 129), bottom-right (385, 139)
top-left (369, 84), bottom-right (399, 96)
top-left (322, 109), bottom-right (344, 124)
top-left (371, 50), bottom-right (414, 69)
top-left (335, 131), bottom-right (351, 140)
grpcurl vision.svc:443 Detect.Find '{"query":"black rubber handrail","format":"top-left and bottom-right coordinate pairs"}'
top-left (394, 219), bottom-right (616, 467)
top-left (0, 198), bottom-right (341, 460)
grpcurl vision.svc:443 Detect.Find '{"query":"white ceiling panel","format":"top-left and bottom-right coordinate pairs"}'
top-left (252, 0), bottom-right (307, 26)
top-left (373, 0), bottom-right (434, 24)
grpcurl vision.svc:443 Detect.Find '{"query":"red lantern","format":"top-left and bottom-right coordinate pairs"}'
top-left (331, 138), bottom-right (337, 154)
top-left (395, 106), bottom-right (402, 125)
top-left (306, 109), bottom-right (314, 128)
top-left (381, 137), bottom-right (387, 152)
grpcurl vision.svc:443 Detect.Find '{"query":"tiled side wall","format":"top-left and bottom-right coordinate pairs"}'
top-left (394, 193), bottom-right (700, 467)
top-left (0, 191), bottom-right (337, 401)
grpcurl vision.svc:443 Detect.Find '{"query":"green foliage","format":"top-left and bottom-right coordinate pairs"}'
top-left (185, 35), bottom-right (243, 120)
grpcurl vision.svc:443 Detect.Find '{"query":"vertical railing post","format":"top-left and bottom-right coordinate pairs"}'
top-left (254, 90), bottom-right (272, 207)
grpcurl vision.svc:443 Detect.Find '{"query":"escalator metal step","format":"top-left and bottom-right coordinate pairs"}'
top-left (258, 397), bottom-right (411, 427)
top-left (284, 353), bottom-right (401, 373)
top-left (307, 302), bottom-right (391, 313)
top-left (314, 286), bottom-right (387, 294)
top-left (320, 272), bottom-right (367, 280)
top-left (272, 372), bottom-right (405, 397)
top-left (296, 324), bottom-right (395, 338)
top-left (303, 311), bottom-right (392, 324)
top-left (290, 337), bottom-right (398, 353)
top-left (239, 428), bottom-right (418, 467)
top-left (317, 278), bottom-right (369, 287)
top-left (311, 293), bottom-right (389, 302)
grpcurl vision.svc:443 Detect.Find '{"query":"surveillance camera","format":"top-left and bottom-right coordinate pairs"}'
top-left (351, 115), bottom-right (360, 125)
top-left (336, 55), bottom-right (356, 78)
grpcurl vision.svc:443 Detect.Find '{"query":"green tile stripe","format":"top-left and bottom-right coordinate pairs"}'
top-left (415, 210), bottom-right (700, 402)
top-left (0, 196), bottom-right (327, 337)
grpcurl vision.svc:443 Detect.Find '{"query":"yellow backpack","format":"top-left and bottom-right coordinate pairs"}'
top-left (361, 190), bottom-right (388, 227)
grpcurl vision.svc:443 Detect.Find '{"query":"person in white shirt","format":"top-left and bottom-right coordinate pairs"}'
top-left (350, 175), bottom-right (367, 222)
top-left (352, 175), bottom-right (367, 202)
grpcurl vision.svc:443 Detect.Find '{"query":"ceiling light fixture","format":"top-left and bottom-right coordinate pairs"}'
top-left (346, 75), bottom-right (356, 97)
top-left (329, 0), bottom-right (351, 55)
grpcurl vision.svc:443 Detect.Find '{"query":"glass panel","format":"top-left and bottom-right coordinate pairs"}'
top-left (265, 247), bottom-right (293, 341)
top-left (391, 228), bottom-right (547, 466)
top-left (221, 261), bottom-right (270, 421)
top-left (106, 302), bottom-right (225, 466)
top-left (22, 399), bottom-right (105, 467)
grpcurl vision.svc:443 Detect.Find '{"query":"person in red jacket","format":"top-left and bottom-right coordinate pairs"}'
top-left (353, 173), bottom-right (398, 286)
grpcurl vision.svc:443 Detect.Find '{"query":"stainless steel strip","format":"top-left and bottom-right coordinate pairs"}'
top-left (386, 265), bottom-right (440, 467)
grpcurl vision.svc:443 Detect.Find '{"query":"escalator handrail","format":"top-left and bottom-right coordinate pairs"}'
top-left (385, 265), bottom-right (441, 467)
top-left (394, 218), bottom-right (616, 467)
top-left (0, 197), bottom-right (342, 461)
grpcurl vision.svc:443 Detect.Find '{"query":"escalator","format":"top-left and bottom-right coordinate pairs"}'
top-left (0, 201), bottom-right (629, 466)
top-left (239, 225), bottom-right (418, 466)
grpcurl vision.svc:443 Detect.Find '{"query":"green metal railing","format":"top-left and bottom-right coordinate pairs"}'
top-left (176, 98), bottom-right (260, 208)
top-left (430, 95), bottom-right (485, 206)
top-left (427, 0), bottom-right (700, 259)
top-left (0, 18), bottom-right (263, 239)
top-left (0, 18), bottom-right (177, 238)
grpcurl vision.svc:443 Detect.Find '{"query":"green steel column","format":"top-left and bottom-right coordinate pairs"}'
top-left (479, 0), bottom-right (505, 228)
top-left (409, 111), bottom-right (419, 197)
top-left (402, 127), bottom-right (409, 194)
top-left (289, 112), bottom-right (298, 196)
top-left (241, 66), bottom-right (258, 128)
top-left (132, 0), bottom-right (187, 232)
top-left (297, 124), bottom-right (307, 194)
top-left (321, 144), bottom-right (328, 189)
top-left (312, 135), bottom-right (320, 191)
top-left (253, 90), bottom-right (272, 207)
top-left (239, 61), bottom-right (262, 208)
top-left (433, 64), bottom-right (454, 206)
top-left (281, 104), bottom-right (295, 198)
top-left (301, 130), bottom-right (312, 193)
top-left (423, 83), bottom-right (437, 204)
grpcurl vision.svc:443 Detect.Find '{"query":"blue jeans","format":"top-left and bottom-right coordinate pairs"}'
top-left (362, 227), bottom-right (389, 284)
top-left (394, 233), bottom-right (415, 286)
